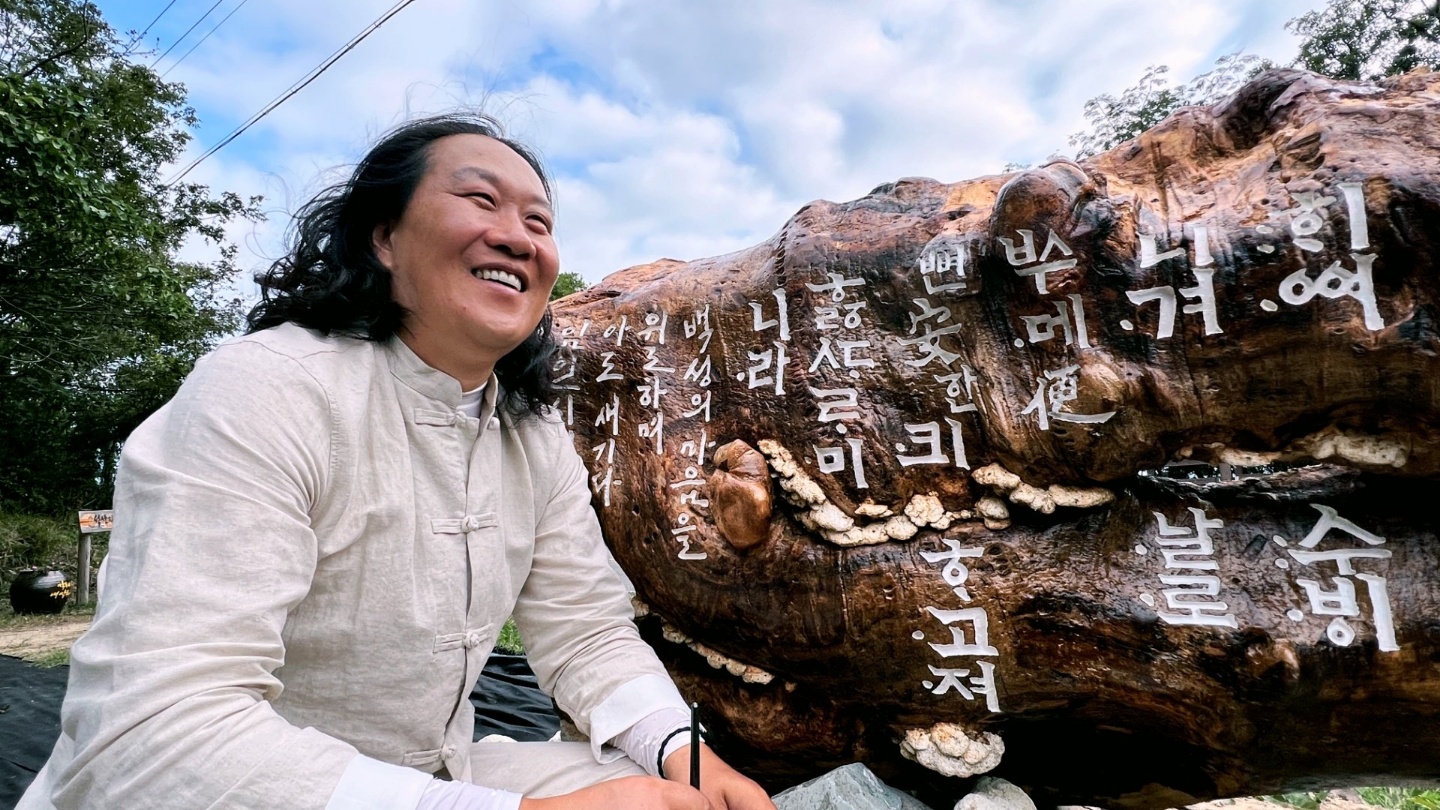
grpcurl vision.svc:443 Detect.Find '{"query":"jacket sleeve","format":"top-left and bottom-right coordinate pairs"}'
top-left (48, 339), bottom-right (364, 809)
top-left (509, 420), bottom-right (679, 755)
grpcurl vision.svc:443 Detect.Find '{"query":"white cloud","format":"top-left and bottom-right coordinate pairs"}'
top-left (111, 0), bottom-right (1325, 290)
top-left (486, 77), bottom-right (792, 278)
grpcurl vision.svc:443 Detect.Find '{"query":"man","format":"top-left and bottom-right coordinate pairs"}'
top-left (19, 115), bottom-right (774, 810)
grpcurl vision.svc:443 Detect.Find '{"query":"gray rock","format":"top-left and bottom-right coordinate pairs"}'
top-left (954, 777), bottom-right (1036, 810)
top-left (772, 763), bottom-right (937, 810)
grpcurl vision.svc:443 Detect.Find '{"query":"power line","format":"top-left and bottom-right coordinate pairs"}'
top-left (159, 0), bottom-right (253, 79)
top-left (149, 0), bottom-right (227, 69)
top-left (165, 0), bottom-right (422, 187)
top-left (123, 0), bottom-right (181, 55)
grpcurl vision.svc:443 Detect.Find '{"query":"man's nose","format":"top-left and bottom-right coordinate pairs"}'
top-left (485, 209), bottom-right (535, 258)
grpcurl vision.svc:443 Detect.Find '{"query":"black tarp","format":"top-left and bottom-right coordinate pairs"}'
top-left (0, 656), bottom-right (67, 809)
top-left (471, 653), bottom-right (562, 743)
top-left (0, 652), bottom-right (559, 809)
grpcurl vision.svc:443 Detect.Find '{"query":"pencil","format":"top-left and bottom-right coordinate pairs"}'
top-left (689, 702), bottom-right (701, 790)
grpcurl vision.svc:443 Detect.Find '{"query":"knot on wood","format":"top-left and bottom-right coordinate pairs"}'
top-left (709, 440), bottom-right (773, 551)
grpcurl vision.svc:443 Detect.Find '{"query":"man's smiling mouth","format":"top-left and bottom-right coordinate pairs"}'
top-left (474, 267), bottom-right (524, 291)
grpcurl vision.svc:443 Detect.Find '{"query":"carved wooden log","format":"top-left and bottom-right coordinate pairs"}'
top-left (548, 69), bottom-right (1440, 809)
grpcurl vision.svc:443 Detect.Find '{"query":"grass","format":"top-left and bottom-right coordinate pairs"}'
top-left (1354, 789), bottom-right (1440, 810)
top-left (495, 617), bottom-right (524, 653)
top-left (1266, 790), bottom-right (1440, 810)
top-left (29, 647), bottom-right (70, 668)
top-left (0, 601), bottom-right (95, 629)
top-left (1356, 789), bottom-right (1440, 810)
top-left (0, 512), bottom-right (91, 583)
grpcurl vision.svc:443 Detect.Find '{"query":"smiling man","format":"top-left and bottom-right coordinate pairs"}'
top-left (375, 137), bottom-right (560, 392)
top-left (19, 116), bottom-right (773, 810)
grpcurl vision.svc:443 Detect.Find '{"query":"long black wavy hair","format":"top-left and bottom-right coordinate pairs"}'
top-left (247, 113), bottom-right (558, 417)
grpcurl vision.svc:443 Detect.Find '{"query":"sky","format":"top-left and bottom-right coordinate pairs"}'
top-left (94, 0), bottom-right (1323, 296)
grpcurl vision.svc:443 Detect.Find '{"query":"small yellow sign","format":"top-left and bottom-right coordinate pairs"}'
top-left (77, 510), bottom-right (114, 534)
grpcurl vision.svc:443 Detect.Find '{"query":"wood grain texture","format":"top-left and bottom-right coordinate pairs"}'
top-left (550, 69), bottom-right (1440, 808)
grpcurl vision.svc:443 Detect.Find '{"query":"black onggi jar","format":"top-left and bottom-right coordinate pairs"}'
top-left (8, 569), bottom-right (72, 615)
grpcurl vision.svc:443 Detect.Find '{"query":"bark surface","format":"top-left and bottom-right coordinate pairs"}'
top-left (549, 69), bottom-right (1440, 809)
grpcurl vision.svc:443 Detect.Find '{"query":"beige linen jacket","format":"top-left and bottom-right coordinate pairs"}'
top-left (20, 323), bottom-right (672, 809)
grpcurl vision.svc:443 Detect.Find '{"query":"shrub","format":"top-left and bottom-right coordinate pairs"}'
top-left (0, 512), bottom-right (76, 585)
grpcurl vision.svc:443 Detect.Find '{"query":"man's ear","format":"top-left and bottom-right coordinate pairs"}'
top-left (373, 221), bottom-right (396, 270)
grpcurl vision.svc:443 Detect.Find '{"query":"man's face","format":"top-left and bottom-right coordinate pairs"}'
top-left (374, 133), bottom-right (558, 385)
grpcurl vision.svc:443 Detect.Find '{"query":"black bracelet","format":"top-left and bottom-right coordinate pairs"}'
top-left (657, 725), bottom-right (693, 776)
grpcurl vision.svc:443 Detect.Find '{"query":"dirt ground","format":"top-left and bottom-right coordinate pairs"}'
top-left (0, 614), bottom-right (90, 663)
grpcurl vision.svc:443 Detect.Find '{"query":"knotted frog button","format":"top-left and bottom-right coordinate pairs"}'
top-left (441, 744), bottom-right (457, 759)
top-left (463, 515), bottom-right (482, 532)
top-left (463, 631), bottom-right (483, 649)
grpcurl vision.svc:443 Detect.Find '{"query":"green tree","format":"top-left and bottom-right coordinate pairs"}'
top-left (1070, 0), bottom-right (1440, 158)
top-left (0, 0), bottom-right (258, 514)
top-left (1290, 0), bottom-right (1440, 80)
top-left (1070, 54), bottom-right (1269, 157)
top-left (550, 270), bottom-right (587, 300)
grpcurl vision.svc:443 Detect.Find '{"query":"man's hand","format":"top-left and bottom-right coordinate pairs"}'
top-left (517, 775), bottom-right (711, 810)
top-left (662, 743), bottom-right (776, 810)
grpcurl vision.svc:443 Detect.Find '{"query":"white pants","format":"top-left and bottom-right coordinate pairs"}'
top-left (467, 741), bottom-right (647, 798)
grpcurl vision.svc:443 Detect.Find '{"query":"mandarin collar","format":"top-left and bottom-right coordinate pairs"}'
top-left (383, 336), bottom-right (501, 424)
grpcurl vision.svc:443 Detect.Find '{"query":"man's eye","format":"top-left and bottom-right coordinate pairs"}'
top-left (528, 215), bottom-right (553, 233)
top-left (467, 193), bottom-right (496, 205)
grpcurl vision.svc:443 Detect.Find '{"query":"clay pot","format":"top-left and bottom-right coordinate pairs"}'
top-left (8, 569), bottom-right (72, 615)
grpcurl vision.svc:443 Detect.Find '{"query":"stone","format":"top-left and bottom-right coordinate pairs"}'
top-left (772, 763), bottom-right (937, 810)
top-left (899, 724), bottom-right (1004, 779)
top-left (954, 778), bottom-right (1037, 810)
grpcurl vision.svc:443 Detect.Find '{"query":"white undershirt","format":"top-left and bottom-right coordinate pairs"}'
top-left (457, 385), bottom-right (486, 419)
top-left (326, 384), bottom-right (693, 810)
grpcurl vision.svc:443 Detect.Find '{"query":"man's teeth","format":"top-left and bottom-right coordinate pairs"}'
top-left (475, 269), bottom-right (522, 291)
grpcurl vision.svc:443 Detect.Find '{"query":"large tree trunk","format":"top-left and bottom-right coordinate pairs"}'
top-left (548, 68), bottom-right (1440, 809)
